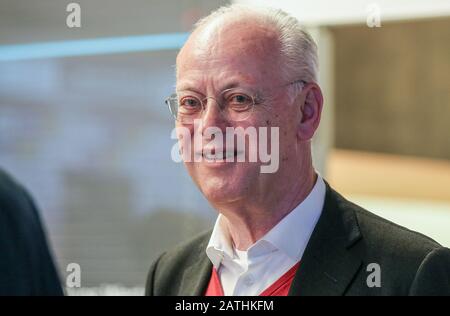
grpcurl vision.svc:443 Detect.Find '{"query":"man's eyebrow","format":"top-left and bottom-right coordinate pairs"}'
top-left (176, 86), bottom-right (204, 96)
top-left (175, 81), bottom-right (204, 96)
top-left (219, 79), bottom-right (263, 92)
top-left (219, 81), bottom-right (241, 91)
top-left (176, 80), bottom-right (260, 94)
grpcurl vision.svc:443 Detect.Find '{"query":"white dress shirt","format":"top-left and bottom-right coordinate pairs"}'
top-left (205, 175), bottom-right (326, 296)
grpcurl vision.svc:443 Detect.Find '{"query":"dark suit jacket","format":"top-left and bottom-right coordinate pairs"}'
top-left (0, 169), bottom-right (64, 296)
top-left (145, 182), bottom-right (450, 296)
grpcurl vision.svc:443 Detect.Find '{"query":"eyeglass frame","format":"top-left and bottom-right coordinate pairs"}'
top-left (164, 79), bottom-right (307, 123)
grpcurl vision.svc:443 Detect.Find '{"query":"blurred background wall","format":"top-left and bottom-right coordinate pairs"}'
top-left (0, 0), bottom-right (449, 294)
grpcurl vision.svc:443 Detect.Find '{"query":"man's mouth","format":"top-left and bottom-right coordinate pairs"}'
top-left (197, 148), bottom-right (241, 163)
top-left (204, 151), bottom-right (235, 162)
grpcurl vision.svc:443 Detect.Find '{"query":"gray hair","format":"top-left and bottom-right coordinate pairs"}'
top-left (193, 4), bottom-right (319, 86)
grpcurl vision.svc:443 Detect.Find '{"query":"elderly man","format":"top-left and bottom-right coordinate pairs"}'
top-left (146, 5), bottom-right (449, 296)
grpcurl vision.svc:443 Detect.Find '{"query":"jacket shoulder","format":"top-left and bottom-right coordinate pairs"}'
top-left (145, 229), bottom-right (212, 295)
top-left (0, 169), bottom-right (32, 214)
top-left (409, 246), bottom-right (450, 295)
top-left (332, 190), bottom-right (445, 294)
top-left (351, 199), bottom-right (441, 252)
top-left (162, 229), bottom-right (212, 262)
top-left (331, 188), bottom-right (440, 251)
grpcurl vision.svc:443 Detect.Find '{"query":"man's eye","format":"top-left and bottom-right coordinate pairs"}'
top-left (226, 93), bottom-right (253, 113)
top-left (180, 97), bottom-right (201, 108)
top-left (229, 94), bottom-right (251, 105)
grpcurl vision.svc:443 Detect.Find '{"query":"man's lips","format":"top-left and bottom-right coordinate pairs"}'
top-left (194, 148), bottom-right (242, 162)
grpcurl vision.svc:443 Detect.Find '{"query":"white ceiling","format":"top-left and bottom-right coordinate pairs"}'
top-left (236, 0), bottom-right (450, 26)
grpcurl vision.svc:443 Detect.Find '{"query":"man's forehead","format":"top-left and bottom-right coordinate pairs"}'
top-left (178, 19), bottom-right (281, 67)
top-left (176, 20), bottom-right (282, 86)
top-left (176, 54), bottom-right (279, 92)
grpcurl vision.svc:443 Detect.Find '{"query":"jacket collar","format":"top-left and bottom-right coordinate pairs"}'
top-left (178, 181), bottom-right (363, 296)
top-left (178, 235), bottom-right (212, 296)
top-left (288, 181), bottom-right (363, 295)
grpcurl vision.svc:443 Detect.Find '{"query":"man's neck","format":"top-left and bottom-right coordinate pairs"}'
top-left (218, 169), bottom-right (317, 251)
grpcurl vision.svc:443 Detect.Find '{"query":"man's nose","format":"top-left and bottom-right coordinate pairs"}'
top-left (201, 97), bottom-right (228, 129)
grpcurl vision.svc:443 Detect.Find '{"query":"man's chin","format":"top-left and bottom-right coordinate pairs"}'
top-left (200, 184), bottom-right (246, 206)
top-left (192, 168), bottom-right (258, 204)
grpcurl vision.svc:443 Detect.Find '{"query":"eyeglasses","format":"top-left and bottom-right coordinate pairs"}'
top-left (165, 88), bottom-right (257, 124)
top-left (165, 80), bottom-right (306, 124)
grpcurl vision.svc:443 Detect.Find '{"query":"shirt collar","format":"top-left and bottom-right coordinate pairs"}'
top-left (206, 214), bottom-right (234, 269)
top-left (206, 175), bottom-right (326, 267)
top-left (255, 175), bottom-right (326, 261)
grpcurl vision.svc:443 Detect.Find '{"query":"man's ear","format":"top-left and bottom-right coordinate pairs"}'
top-left (297, 82), bottom-right (323, 141)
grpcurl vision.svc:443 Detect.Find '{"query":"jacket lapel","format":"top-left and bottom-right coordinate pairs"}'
top-left (178, 235), bottom-right (213, 295)
top-left (289, 183), bottom-right (364, 296)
